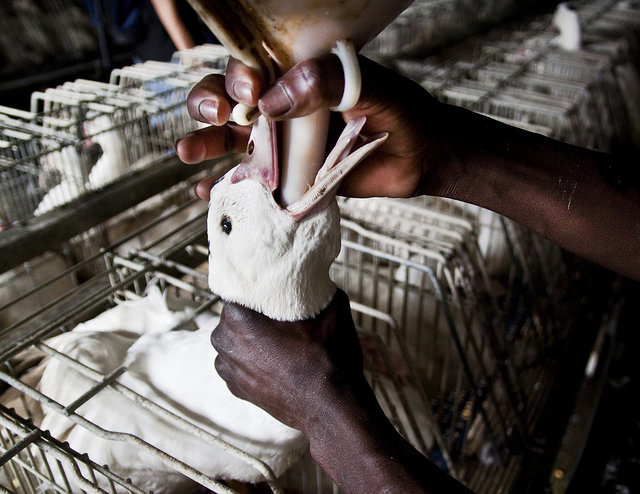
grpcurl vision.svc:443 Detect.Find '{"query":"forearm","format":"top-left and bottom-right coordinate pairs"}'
top-left (150, 0), bottom-right (195, 50)
top-left (421, 103), bottom-right (640, 280)
top-left (304, 378), bottom-right (473, 494)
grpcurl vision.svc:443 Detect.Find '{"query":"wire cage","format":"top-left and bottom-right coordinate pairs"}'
top-left (390, 0), bottom-right (640, 152)
top-left (335, 195), bottom-right (571, 493)
top-left (0, 106), bottom-right (61, 228)
top-left (28, 79), bottom-right (196, 216)
top-left (0, 47), bottom-right (229, 228)
top-left (171, 44), bottom-right (231, 70)
top-left (362, 0), bottom-right (537, 59)
top-left (0, 177), bottom-right (578, 494)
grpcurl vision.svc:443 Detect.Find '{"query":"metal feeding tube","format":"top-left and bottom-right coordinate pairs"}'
top-left (186, 0), bottom-right (412, 204)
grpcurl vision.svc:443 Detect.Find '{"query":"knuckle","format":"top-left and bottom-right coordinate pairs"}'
top-left (213, 354), bottom-right (232, 380)
top-left (210, 324), bottom-right (231, 354)
top-left (227, 382), bottom-right (249, 402)
top-left (212, 308), bottom-right (257, 355)
top-left (295, 60), bottom-right (324, 100)
top-left (190, 74), bottom-right (220, 98)
top-left (222, 302), bottom-right (261, 333)
top-left (214, 357), bottom-right (251, 401)
top-left (202, 73), bottom-right (222, 85)
top-left (187, 75), bottom-right (225, 119)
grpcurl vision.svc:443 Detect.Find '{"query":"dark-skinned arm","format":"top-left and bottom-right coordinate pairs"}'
top-left (177, 55), bottom-right (640, 281)
top-left (419, 102), bottom-right (640, 281)
top-left (211, 290), bottom-right (474, 494)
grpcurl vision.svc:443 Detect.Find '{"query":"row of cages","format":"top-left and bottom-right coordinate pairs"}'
top-left (386, 0), bottom-right (640, 153)
top-left (0, 185), bottom-right (586, 494)
top-left (2, 0), bottom-right (639, 230)
top-left (0, 44), bottom-right (229, 230)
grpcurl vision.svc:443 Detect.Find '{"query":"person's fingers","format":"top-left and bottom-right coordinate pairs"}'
top-left (258, 54), bottom-right (345, 119)
top-left (194, 176), bottom-right (218, 201)
top-left (187, 74), bottom-right (234, 125)
top-left (175, 123), bottom-right (251, 164)
top-left (225, 57), bottom-right (266, 106)
top-left (210, 322), bottom-right (232, 355)
top-left (213, 354), bottom-right (263, 403)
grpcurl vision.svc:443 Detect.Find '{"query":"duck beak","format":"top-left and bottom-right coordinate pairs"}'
top-left (230, 115), bottom-right (279, 192)
top-left (286, 117), bottom-right (388, 220)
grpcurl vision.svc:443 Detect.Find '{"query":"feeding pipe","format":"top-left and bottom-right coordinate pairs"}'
top-left (186, 0), bottom-right (413, 206)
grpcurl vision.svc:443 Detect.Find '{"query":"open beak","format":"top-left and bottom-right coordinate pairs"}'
top-left (229, 115), bottom-right (387, 220)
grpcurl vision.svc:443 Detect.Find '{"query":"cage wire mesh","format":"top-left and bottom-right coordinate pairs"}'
top-left (170, 43), bottom-right (231, 70)
top-left (362, 0), bottom-right (540, 59)
top-left (334, 195), bottom-right (572, 493)
top-left (0, 0), bottom-right (636, 492)
top-left (0, 46), bottom-right (232, 336)
top-left (388, 0), bottom-right (640, 152)
top-left (0, 107), bottom-right (59, 229)
top-left (0, 181), bottom-right (574, 494)
top-left (0, 47), bottom-right (229, 227)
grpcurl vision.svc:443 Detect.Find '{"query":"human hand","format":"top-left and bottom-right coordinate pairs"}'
top-left (211, 289), bottom-right (476, 494)
top-left (176, 54), bottom-right (450, 200)
top-left (210, 289), bottom-right (371, 436)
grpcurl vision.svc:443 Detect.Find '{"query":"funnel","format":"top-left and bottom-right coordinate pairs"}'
top-left (186, 0), bottom-right (412, 205)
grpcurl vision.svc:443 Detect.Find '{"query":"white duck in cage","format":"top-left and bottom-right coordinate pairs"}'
top-left (3, 288), bottom-right (306, 492)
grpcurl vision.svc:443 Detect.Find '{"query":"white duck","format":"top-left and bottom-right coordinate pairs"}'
top-left (551, 3), bottom-right (581, 52)
top-left (30, 288), bottom-right (305, 492)
top-left (35, 113), bottom-right (129, 215)
top-left (84, 113), bottom-right (129, 188)
top-left (208, 115), bottom-right (387, 321)
top-left (121, 311), bottom-right (307, 481)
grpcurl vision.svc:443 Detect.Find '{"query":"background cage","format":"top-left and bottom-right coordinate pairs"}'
top-left (0, 189), bottom-right (580, 494)
top-left (383, 0), bottom-right (640, 152)
top-left (0, 0), bottom-right (637, 492)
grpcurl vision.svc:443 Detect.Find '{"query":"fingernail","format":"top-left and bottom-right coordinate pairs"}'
top-left (259, 84), bottom-right (293, 117)
top-left (174, 138), bottom-right (181, 153)
top-left (232, 81), bottom-right (254, 103)
top-left (198, 99), bottom-right (219, 124)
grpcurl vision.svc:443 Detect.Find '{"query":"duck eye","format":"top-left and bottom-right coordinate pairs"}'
top-left (220, 216), bottom-right (232, 235)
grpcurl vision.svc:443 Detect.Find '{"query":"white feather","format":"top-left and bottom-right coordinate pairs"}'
top-left (85, 114), bottom-right (129, 188)
top-left (121, 322), bottom-right (307, 481)
top-left (35, 145), bottom-right (86, 215)
top-left (34, 179), bottom-right (85, 215)
top-left (34, 289), bottom-right (305, 492)
top-left (551, 3), bottom-right (581, 51)
top-left (70, 287), bottom-right (186, 335)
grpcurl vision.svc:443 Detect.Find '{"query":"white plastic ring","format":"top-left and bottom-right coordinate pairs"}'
top-left (330, 39), bottom-right (361, 112)
top-left (231, 103), bottom-right (260, 126)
